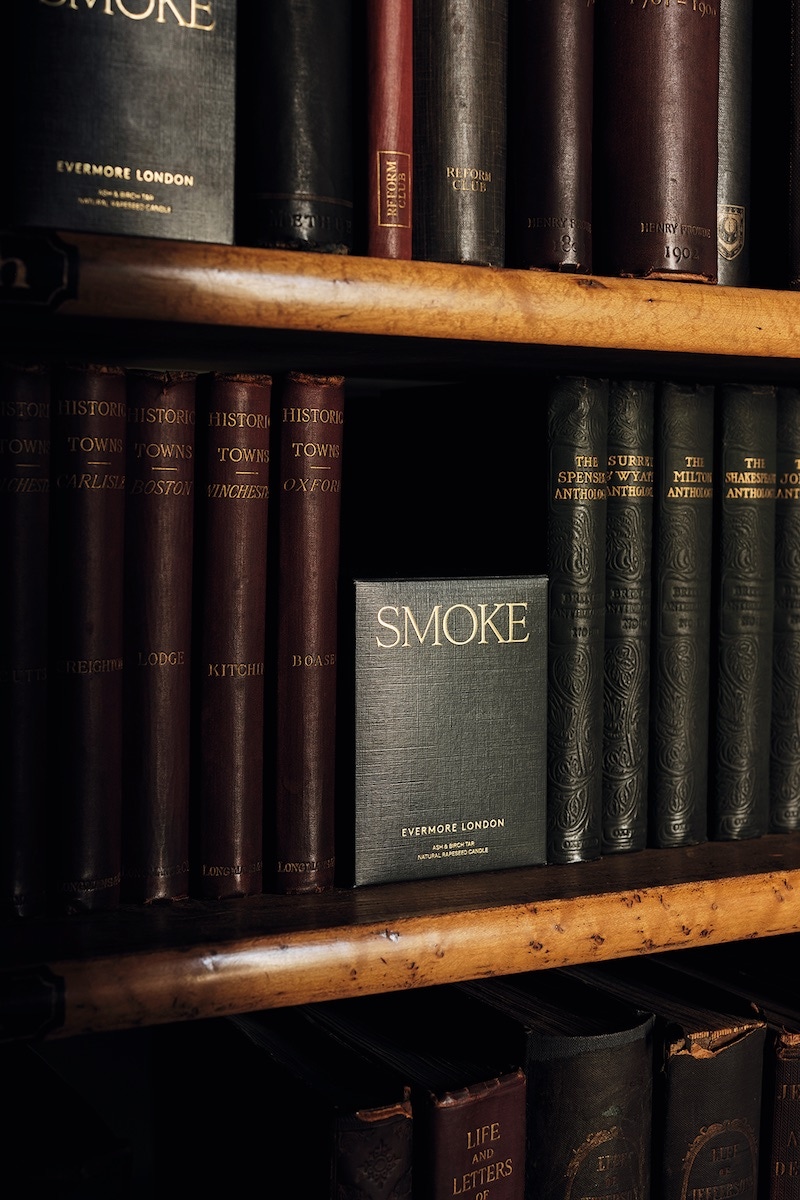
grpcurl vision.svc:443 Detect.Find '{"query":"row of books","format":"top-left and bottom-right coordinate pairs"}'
top-left (6, 1), bottom-right (800, 288)
top-left (11, 947), bottom-right (799, 1199)
top-left (551, 374), bottom-right (799, 864)
top-left (0, 360), bottom-right (345, 916)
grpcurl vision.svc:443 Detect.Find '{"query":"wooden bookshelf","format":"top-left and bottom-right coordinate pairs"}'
top-left (2, 837), bottom-right (800, 1043)
top-left (3, 232), bottom-right (800, 1046)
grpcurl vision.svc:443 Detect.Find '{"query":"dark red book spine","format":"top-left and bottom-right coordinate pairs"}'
top-left (122, 369), bottom-right (197, 903)
top-left (194, 372), bottom-right (272, 900)
top-left (366, 0), bottom-right (413, 259)
top-left (269, 373), bottom-right (345, 894)
top-left (0, 362), bottom-right (51, 918)
top-left (50, 363), bottom-right (127, 913)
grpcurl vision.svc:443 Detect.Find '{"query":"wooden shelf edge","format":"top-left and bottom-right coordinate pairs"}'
top-left (2, 837), bottom-right (799, 1042)
top-left (4, 229), bottom-right (800, 361)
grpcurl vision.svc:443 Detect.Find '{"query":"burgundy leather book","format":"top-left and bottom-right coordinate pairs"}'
top-left (0, 362), bottom-right (50, 918)
top-left (593, 0), bottom-right (720, 281)
top-left (412, 0), bottom-right (508, 265)
top-left (50, 363), bottom-right (127, 913)
top-left (193, 372), bottom-right (272, 900)
top-left (506, 0), bottom-right (594, 273)
top-left (268, 373), bottom-right (345, 894)
top-left (122, 369), bottom-right (197, 904)
top-left (366, 0), bottom-right (413, 259)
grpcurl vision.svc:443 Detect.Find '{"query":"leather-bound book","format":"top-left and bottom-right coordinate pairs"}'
top-left (50, 363), bottom-right (127, 914)
top-left (366, 0), bottom-right (413, 259)
top-left (122, 369), bottom-right (197, 904)
top-left (567, 958), bottom-right (766, 1200)
top-left (412, 0), bottom-right (508, 266)
top-left (593, 0), bottom-right (720, 281)
top-left (505, 0), bottom-right (594, 273)
top-left (770, 386), bottom-right (800, 832)
top-left (9, 0), bottom-right (236, 244)
top-left (301, 987), bottom-right (527, 1200)
top-left (546, 375), bottom-right (608, 864)
top-left (460, 971), bottom-right (653, 1200)
top-left (229, 1008), bottom-right (414, 1199)
top-left (716, 0), bottom-right (754, 285)
top-left (602, 379), bottom-right (655, 855)
top-left (193, 372), bottom-right (272, 900)
top-left (236, 1), bottom-right (354, 253)
top-left (710, 382), bottom-right (777, 841)
top-left (0, 362), bottom-right (50, 919)
top-left (649, 381), bottom-right (715, 849)
top-left (352, 575), bottom-right (548, 887)
top-left (268, 373), bottom-right (345, 895)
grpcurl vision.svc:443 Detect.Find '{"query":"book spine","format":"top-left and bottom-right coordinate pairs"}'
top-left (334, 1108), bottom-right (414, 1199)
top-left (770, 386), bottom-right (800, 832)
top-left (649, 382), bottom-right (715, 849)
top-left (366, 0), bottom-right (413, 260)
top-left (790, 1), bottom-right (800, 288)
top-left (0, 362), bottom-right (50, 918)
top-left (269, 373), bottom-right (345, 894)
top-left (412, 0), bottom-right (508, 266)
top-left (50, 363), bottom-right (127, 913)
top-left (424, 1071), bottom-right (527, 1200)
top-left (763, 1029), bottom-right (800, 1200)
top-left (716, 0), bottom-right (754, 285)
top-left (194, 372), bottom-right (272, 900)
top-left (122, 369), bottom-right (196, 904)
top-left (237, 1), bottom-right (353, 254)
top-left (593, 0), bottom-right (720, 281)
top-left (546, 375), bottom-right (608, 864)
top-left (602, 379), bottom-right (655, 854)
top-left (505, 0), bottom-right (594, 273)
top-left (710, 382), bottom-right (777, 841)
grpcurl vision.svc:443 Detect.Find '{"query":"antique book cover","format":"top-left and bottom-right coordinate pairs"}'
top-left (649, 381), bottom-right (715, 849)
top-left (268, 373), bottom-right (345, 895)
top-left (122, 369), bottom-right (196, 904)
top-left (770, 385), bottom-right (800, 832)
top-left (10, 0), bottom-right (236, 244)
top-left (593, 0), bottom-right (720, 281)
top-left (49, 363), bottom-right (127, 914)
top-left (567, 959), bottom-right (767, 1200)
top-left (237, 1), bottom-right (353, 253)
top-left (460, 970), bottom-right (654, 1200)
top-left (192, 371), bottom-right (271, 900)
top-left (366, 0), bottom-right (413, 259)
top-left (412, 0), bottom-right (508, 265)
top-left (602, 379), bottom-right (654, 854)
top-left (716, 0), bottom-right (754, 285)
top-left (505, 0), bottom-right (594, 273)
top-left (710, 382), bottom-right (777, 841)
top-left (546, 375), bottom-right (608, 863)
top-left (301, 987), bottom-right (527, 1200)
top-left (0, 362), bottom-right (50, 919)
top-left (352, 575), bottom-right (547, 887)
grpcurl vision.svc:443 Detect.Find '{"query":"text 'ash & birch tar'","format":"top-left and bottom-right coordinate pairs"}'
top-left (351, 576), bottom-right (547, 887)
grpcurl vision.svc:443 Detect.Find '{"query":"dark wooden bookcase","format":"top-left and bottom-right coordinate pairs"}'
top-left (3, 233), bottom-right (800, 1046)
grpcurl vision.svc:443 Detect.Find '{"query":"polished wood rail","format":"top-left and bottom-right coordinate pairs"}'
top-left (3, 229), bottom-right (800, 362)
top-left (2, 836), bottom-right (799, 1044)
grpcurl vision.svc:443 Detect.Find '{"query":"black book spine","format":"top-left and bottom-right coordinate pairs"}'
top-left (412, 0), bottom-right (508, 266)
top-left (237, 0), bottom-right (354, 253)
top-left (649, 382), bottom-right (715, 849)
top-left (505, 0), bottom-right (594, 273)
top-left (770, 386), bottom-right (800, 832)
top-left (602, 380), bottom-right (654, 855)
top-left (716, 0), bottom-right (754, 285)
top-left (710, 382), bottom-right (777, 841)
top-left (0, 362), bottom-right (51, 918)
top-left (547, 375), bottom-right (608, 864)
